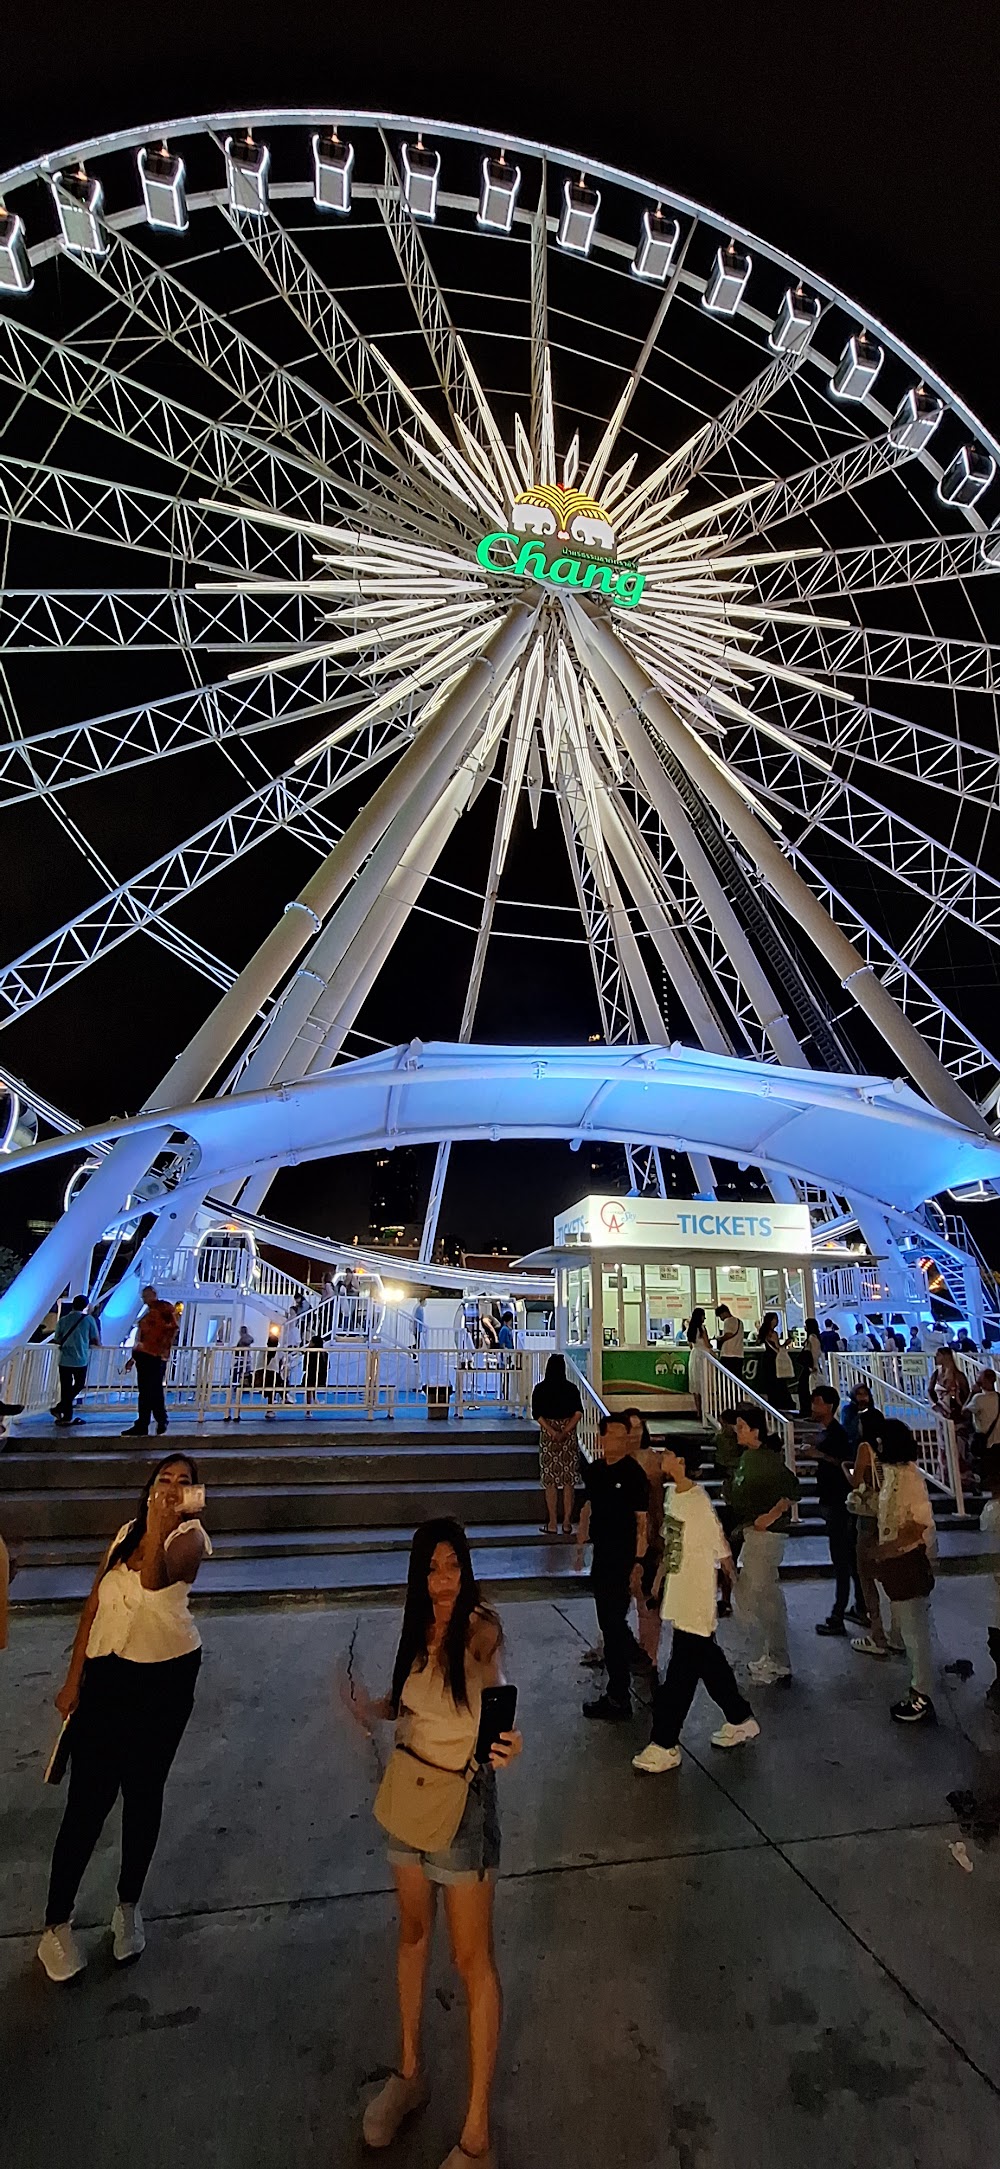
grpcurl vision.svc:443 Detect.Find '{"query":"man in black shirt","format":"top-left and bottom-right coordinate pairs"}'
top-left (806, 1385), bottom-right (866, 1635)
top-left (575, 1414), bottom-right (649, 1719)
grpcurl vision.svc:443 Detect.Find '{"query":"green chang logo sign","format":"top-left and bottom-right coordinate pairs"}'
top-left (476, 484), bottom-right (646, 608)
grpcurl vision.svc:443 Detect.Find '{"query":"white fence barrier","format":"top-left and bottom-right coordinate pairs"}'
top-left (829, 1355), bottom-right (964, 1510)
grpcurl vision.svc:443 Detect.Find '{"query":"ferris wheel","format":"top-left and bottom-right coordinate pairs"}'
top-left (0, 109), bottom-right (999, 1281)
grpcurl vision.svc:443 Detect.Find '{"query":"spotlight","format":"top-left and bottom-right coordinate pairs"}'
top-left (225, 133), bottom-right (270, 218)
top-left (703, 242), bottom-right (751, 315)
top-left (831, 330), bottom-right (882, 399)
top-left (557, 176), bottom-right (600, 256)
top-left (401, 139), bottom-right (440, 222)
top-left (0, 209), bottom-right (32, 293)
top-left (770, 283), bottom-right (820, 353)
top-left (477, 151), bottom-right (520, 232)
top-left (50, 167), bottom-right (106, 256)
top-left (312, 130), bottom-right (354, 214)
top-left (888, 385), bottom-right (944, 452)
top-left (938, 444), bottom-right (995, 508)
top-left (138, 145), bottom-right (187, 232)
top-left (632, 206), bottom-right (679, 283)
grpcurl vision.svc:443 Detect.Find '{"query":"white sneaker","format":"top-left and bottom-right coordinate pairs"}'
top-left (37, 1923), bottom-right (86, 1983)
top-left (711, 1718), bottom-right (761, 1749)
top-left (632, 1742), bottom-right (682, 1774)
top-left (111, 1902), bottom-right (146, 1963)
top-left (851, 1636), bottom-right (888, 1659)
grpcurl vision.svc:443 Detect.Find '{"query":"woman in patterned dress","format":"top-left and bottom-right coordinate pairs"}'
top-left (531, 1355), bottom-right (584, 1536)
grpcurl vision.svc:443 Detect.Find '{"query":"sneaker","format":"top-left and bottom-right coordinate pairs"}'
top-left (851, 1636), bottom-right (888, 1658)
top-left (632, 1742), bottom-right (682, 1773)
top-left (120, 1426), bottom-right (146, 1437)
top-left (362, 2070), bottom-right (429, 2148)
top-left (111, 1902), bottom-right (146, 1963)
top-left (37, 1923), bottom-right (86, 1983)
top-left (815, 1617), bottom-right (847, 1637)
top-left (582, 1694), bottom-right (631, 1722)
top-left (748, 1658), bottom-right (792, 1687)
top-left (0, 1400), bottom-right (25, 1418)
top-left (711, 1718), bottom-right (761, 1749)
top-left (155, 1422), bottom-right (169, 1436)
top-left (890, 1693), bottom-right (936, 1725)
top-left (845, 1605), bottom-right (869, 1628)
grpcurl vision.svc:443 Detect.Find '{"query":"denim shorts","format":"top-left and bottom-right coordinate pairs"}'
top-left (386, 1766), bottom-right (501, 1885)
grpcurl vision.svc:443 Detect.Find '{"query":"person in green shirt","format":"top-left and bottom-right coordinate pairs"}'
top-left (731, 1408), bottom-right (802, 1686)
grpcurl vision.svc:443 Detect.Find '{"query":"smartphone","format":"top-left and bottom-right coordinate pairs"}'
top-left (180, 1484), bottom-right (206, 1513)
top-left (474, 1684), bottom-right (517, 1766)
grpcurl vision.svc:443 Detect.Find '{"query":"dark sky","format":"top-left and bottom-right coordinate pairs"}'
top-left (3, 0), bottom-right (1000, 1263)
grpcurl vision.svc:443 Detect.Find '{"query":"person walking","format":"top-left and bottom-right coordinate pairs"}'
top-left (686, 1308), bottom-right (712, 1418)
top-left (632, 1436), bottom-right (759, 1775)
top-left (37, 1452), bottom-right (210, 1983)
top-left (623, 1408), bottom-right (663, 1671)
top-left (575, 1414), bottom-right (649, 1721)
top-left (805, 1386), bottom-right (868, 1637)
top-left (730, 1408), bottom-right (801, 1686)
top-left (796, 1317), bottom-right (825, 1417)
top-left (120, 1286), bottom-right (180, 1439)
top-left (51, 1295), bottom-right (101, 1427)
top-left (873, 1420), bottom-right (938, 1724)
top-left (846, 1428), bottom-right (904, 1662)
top-left (341, 1518), bottom-right (522, 2169)
top-left (531, 1354), bottom-right (583, 1538)
top-left (715, 1304), bottom-right (744, 1381)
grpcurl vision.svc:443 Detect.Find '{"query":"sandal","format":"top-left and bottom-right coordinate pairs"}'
top-left (539, 1523), bottom-right (558, 1536)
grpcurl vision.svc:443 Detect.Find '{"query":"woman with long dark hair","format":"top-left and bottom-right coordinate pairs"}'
top-left (343, 1517), bottom-right (522, 2169)
top-left (530, 1352), bottom-right (583, 1537)
top-left (686, 1309), bottom-right (712, 1420)
top-left (37, 1452), bottom-right (210, 1983)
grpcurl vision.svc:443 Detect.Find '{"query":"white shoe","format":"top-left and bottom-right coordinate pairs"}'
top-left (111, 1902), bottom-right (146, 1963)
top-left (711, 1718), bottom-right (761, 1749)
top-left (632, 1742), bottom-right (682, 1774)
top-left (748, 1658), bottom-right (791, 1685)
top-left (37, 1923), bottom-right (86, 1983)
top-left (851, 1636), bottom-right (888, 1659)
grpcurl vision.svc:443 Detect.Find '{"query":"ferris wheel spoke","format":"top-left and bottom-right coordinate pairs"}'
top-left (725, 679), bottom-right (1000, 815)
top-left (748, 532), bottom-right (996, 604)
top-left (625, 431), bottom-right (915, 562)
top-left (615, 337), bottom-right (812, 534)
top-left (762, 616), bottom-right (1000, 698)
top-left (0, 585), bottom-right (319, 653)
top-left (0, 455), bottom-right (315, 579)
top-left (375, 136), bottom-right (480, 449)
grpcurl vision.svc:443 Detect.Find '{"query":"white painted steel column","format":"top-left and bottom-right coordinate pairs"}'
top-left (0, 1125), bottom-right (172, 1353)
top-left (597, 786), bottom-right (731, 1058)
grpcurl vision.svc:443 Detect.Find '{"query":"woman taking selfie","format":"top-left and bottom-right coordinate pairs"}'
top-left (343, 1517), bottom-right (522, 2169)
top-left (37, 1452), bottom-right (210, 1983)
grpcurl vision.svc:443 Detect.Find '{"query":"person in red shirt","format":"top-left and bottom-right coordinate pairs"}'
top-left (121, 1286), bottom-right (180, 1439)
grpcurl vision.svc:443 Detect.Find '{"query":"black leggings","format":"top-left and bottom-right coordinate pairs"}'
top-left (46, 1650), bottom-right (200, 1926)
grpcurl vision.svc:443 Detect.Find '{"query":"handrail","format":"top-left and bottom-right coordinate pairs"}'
top-left (700, 1351), bottom-right (797, 1480)
top-left (565, 1354), bottom-right (608, 1463)
top-left (829, 1356), bottom-right (964, 1512)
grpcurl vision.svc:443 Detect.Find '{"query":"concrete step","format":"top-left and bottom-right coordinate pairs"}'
top-left (0, 1442), bottom-right (542, 1490)
top-left (0, 1477), bottom-right (551, 1543)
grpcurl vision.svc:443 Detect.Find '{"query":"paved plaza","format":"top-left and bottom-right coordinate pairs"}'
top-left (2, 1580), bottom-right (1000, 2168)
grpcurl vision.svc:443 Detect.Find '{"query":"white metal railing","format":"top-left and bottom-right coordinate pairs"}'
top-left (813, 1264), bottom-right (890, 1307)
top-left (565, 1355), bottom-right (609, 1463)
top-left (829, 1355), bottom-right (964, 1511)
top-left (701, 1351), bottom-right (797, 1478)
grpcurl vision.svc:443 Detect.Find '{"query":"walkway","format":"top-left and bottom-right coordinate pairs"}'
top-left (2, 1581), bottom-right (999, 2166)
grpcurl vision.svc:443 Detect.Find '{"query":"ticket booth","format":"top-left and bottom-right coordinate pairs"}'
top-left (518, 1195), bottom-right (829, 1410)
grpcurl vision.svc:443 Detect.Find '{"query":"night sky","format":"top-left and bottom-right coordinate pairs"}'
top-left (3, 0), bottom-right (1000, 1264)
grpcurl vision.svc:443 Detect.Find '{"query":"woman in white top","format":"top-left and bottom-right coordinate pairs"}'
top-left (875, 1421), bottom-right (937, 1725)
top-left (38, 1452), bottom-right (210, 1985)
top-left (343, 1517), bottom-right (522, 2169)
top-left (686, 1308), bottom-right (712, 1420)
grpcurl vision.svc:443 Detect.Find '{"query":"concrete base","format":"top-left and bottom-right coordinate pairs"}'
top-left (2, 1583), bottom-right (999, 2165)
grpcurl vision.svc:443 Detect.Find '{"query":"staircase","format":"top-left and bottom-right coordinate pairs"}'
top-left (3, 1411), bottom-right (990, 1611)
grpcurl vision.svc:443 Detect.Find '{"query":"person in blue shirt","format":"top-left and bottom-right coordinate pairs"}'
top-left (52, 1296), bottom-right (101, 1427)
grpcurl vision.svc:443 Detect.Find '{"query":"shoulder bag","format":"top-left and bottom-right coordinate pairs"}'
top-left (373, 1743), bottom-right (472, 1852)
top-left (875, 1545), bottom-right (935, 1602)
top-left (775, 1345), bottom-right (795, 1381)
top-left (848, 1446), bottom-right (881, 1520)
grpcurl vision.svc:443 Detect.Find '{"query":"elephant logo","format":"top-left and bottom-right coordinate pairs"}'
top-left (511, 485), bottom-right (617, 552)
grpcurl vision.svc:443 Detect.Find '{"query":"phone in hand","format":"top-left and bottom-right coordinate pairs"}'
top-left (180, 1484), bottom-right (206, 1513)
top-left (474, 1683), bottom-right (517, 1765)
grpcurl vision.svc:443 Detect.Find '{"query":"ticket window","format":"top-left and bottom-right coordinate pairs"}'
top-left (646, 1262), bottom-right (692, 1344)
top-left (565, 1265), bottom-right (591, 1350)
top-left (715, 1264), bottom-right (759, 1333)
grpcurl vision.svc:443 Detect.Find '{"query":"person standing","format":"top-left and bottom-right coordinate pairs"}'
top-left (632, 1436), bottom-right (759, 1775)
top-left (575, 1414), bottom-right (649, 1720)
top-left (796, 1317), bottom-right (826, 1417)
top-left (846, 1429), bottom-right (904, 1662)
top-left (715, 1304), bottom-right (744, 1381)
top-left (120, 1286), bottom-right (180, 1440)
top-left (966, 1368), bottom-right (1000, 1471)
top-left (806, 1386), bottom-right (868, 1637)
top-left (686, 1307), bottom-right (712, 1418)
top-left (623, 1408), bottom-right (664, 1670)
top-left (977, 1451), bottom-right (1000, 1712)
top-left (820, 1319), bottom-right (842, 1355)
top-left (37, 1453), bottom-right (210, 1982)
top-left (874, 1420), bottom-right (938, 1724)
top-left (51, 1295), bottom-right (101, 1427)
top-left (341, 1519), bottom-right (522, 2169)
top-left (928, 1346), bottom-right (969, 1428)
top-left (730, 1408), bottom-right (801, 1686)
top-left (531, 1354), bottom-right (583, 1538)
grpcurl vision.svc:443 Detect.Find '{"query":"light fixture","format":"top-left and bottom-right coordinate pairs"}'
top-left (401, 138), bottom-right (440, 222)
top-left (557, 175), bottom-right (600, 256)
top-left (632, 206), bottom-right (679, 283)
top-left (831, 330), bottom-right (883, 399)
top-left (50, 167), bottom-right (107, 255)
top-left (888, 385), bottom-right (943, 452)
top-left (477, 151), bottom-right (520, 232)
top-left (938, 443), bottom-right (996, 508)
top-left (703, 242), bottom-right (751, 315)
top-left (225, 132), bottom-right (271, 218)
top-left (0, 209), bottom-right (32, 293)
top-left (138, 144), bottom-right (187, 232)
top-left (769, 283), bottom-right (820, 353)
top-left (312, 130), bottom-right (354, 214)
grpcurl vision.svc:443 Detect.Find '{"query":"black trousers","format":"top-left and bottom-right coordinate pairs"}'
top-left (46, 1650), bottom-right (200, 1925)
top-left (134, 1351), bottom-right (167, 1433)
top-left (56, 1365), bottom-right (88, 1422)
top-left (825, 1507), bottom-right (864, 1617)
top-left (592, 1563), bottom-right (633, 1706)
top-left (652, 1628), bottom-right (753, 1747)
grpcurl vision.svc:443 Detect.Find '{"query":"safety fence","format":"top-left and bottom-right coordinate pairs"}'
top-left (829, 1355), bottom-right (964, 1511)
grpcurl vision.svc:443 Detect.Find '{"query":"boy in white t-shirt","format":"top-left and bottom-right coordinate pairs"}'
top-left (633, 1437), bottom-right (760, 1774)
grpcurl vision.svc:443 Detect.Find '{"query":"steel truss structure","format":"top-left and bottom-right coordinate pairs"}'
top-left (1, 110), bottom-right (999, 1340)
